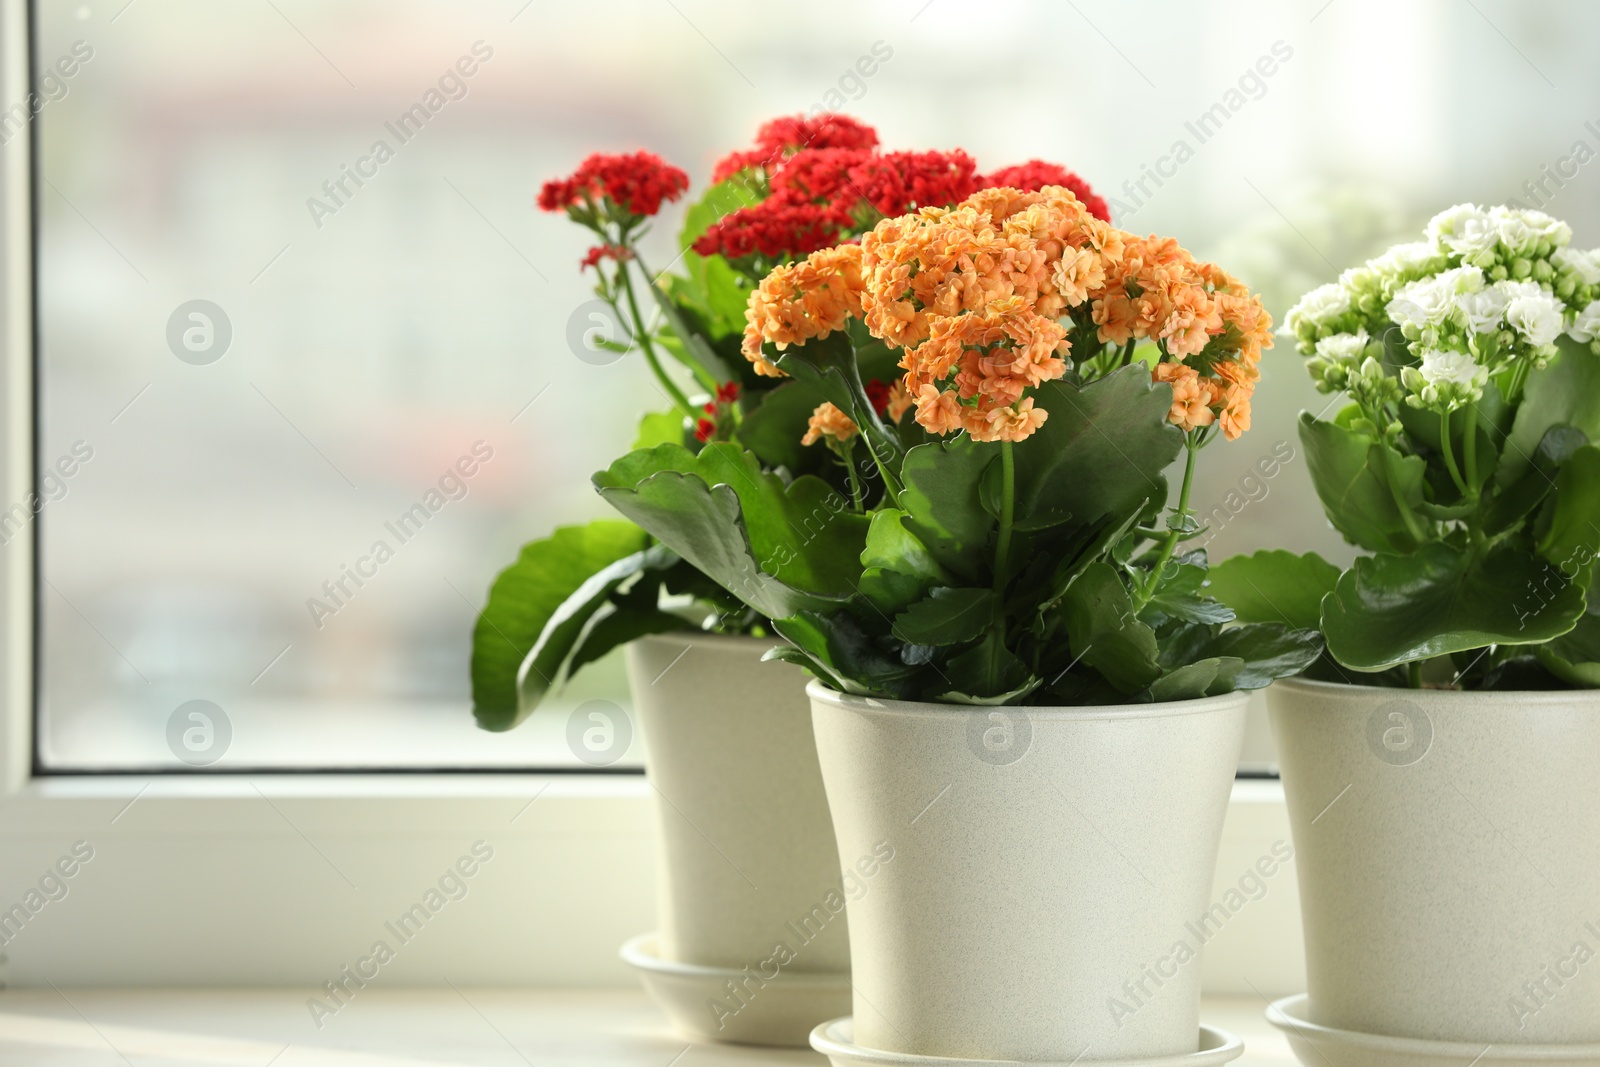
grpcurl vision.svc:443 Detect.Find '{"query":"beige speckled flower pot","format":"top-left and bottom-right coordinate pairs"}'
top-left (622, 632), bottom-right (851, 1046)
top-left (808, 683), bottom-right (1247, 1063)
top-left (1269, 678), bottom-right (1600, 1047)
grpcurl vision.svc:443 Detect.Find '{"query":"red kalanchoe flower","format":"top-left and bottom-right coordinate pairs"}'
top-left (715, 382), bottom-right (741, 404)
top-left (538, 151), bottom-right (690, 218)
top-left (580, 243), bottom-right (633, 270)
top-left (711, 114), bottom-right (880, 182)
top-left (694, 418), bottom-right (717, 443)
top-left (864, 378), bottom-right (892, 416)
top-left (692, 195), bottom-right (849, 261)
top-left (978, 161), bottom-right (1110, 221)
top-left (849, 149), bottom-right (980, 216)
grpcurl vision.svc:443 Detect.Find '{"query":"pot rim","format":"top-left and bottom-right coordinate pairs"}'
top-left (1273, 674), bottom-right (1600, 705)
top-left (806, 679), bottom-right (1249, 721)
top-left (633, 628), bottom-right (784, 654)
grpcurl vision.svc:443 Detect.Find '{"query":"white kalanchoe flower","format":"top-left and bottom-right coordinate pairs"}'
top-left (1553, 247), bottom-right (1600, 286)
top-left (1428, 204), bottom-right (1497, 261)
top-left (1284, 282), bottom-right (1350, 337)
top-left (1569, 300), bottom-right (1600, 344)
top-left (1388, 274), bottom-right (1461, 334)
top-left (1314, 329), bottom-right (1370, 364)
top-left (1494, 279), bottom-right (1544, 303)
top-left (1505, 289), bottom-right (1565, 346)
top-left (1419, 348), bottom-right (1484, 388)
top-left (1454, 285), bottom-right (1510, 335)
top-left (1371, 241), bottom-right (1445, 280)
top-left (1402, 346), bottom-right (1488, 412)
top-left (1488, 206), bottom-right (1569, 255)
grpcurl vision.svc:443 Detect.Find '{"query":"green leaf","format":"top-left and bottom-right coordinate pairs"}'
top-left (1482, 425), bottom-right (1588, 536)
top-left (558, 604), bottom-right (687, 681)
top-left (518, 543), bottom-right (681, 714)
top-left (1141, 553), bottom-right (1235, 627)
top-left (774, 611), bottom-right (920, 697)
top-left (898, 435), bottom-right (997, 582)
top-left (1321, 542), bottom-right (1587, 671)
top-left (633, 410), bottom-right (685, 450)
top-left (1145, 658), bottom-right (1243, 702)
top-left (1535, 445), bottom-right (1600, 575)
top-left (772, 331), bottom-right (903, 465)
top-left (1500, 336), bottom-right (1600, 486)
top-left (1060, 561), bottom-right (1162, 693)
top-left (863, 509), bottom-right (953, 584)
top-left (1207, 550), bottom-right (1342, 631)
top-left (594, 443), bottom-right (869, 620)
top-left (892, 588), bottom-right (995, 646)
top-left (1300, 412), bottom-right (1427, 554)
top-left (1012, 367), bottom-right (1183, 536)
top-left (940, 630), bottom-right (1029, 699)
top-left (735, 379), bottom-right (827, 472)
top-left (678, 176), bottom-right (763, 251)
top-left (857, 567), bottom-right (927, 615)
top-left (1200, 623), bottom-right (1324, 689)
top-left (470, 521), bottom-right (650, 732)
top-left (1537, 611), bottom-right (1600, 687)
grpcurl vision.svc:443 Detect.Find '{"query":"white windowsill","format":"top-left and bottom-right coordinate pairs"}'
top-left (0, 988), bottom-right (1299, 1065)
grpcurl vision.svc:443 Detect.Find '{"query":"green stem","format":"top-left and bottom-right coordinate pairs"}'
top-left (843, 442), bottom-right (864, 512)
top-left (1462, 401), bottom-right (1479, 491)
top-left (865, 440), bottom-right (904, 509)
top-left (1136, 435), bottom-right (1200, 609)
top-left (1407, 660), bottom-right (1423, 689)
top-left (1379, 448), bottom-right (1429, 546)
top-left (1119, 340), bottom-right (1136, 368)
top-left (1439, 410), bottom-right (1469, 498)
top-left (618, 263), bottom-right (695, 421)
top-left (992, 441), bottom-right (1016, 614)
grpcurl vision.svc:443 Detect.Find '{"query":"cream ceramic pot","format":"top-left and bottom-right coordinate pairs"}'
top-left (808, 683), bottom-right (1248, 1062)
top-left (1269, 677), bottom-right (1600, 1045)
top-left (622, 632), bottom-right (851, 1043)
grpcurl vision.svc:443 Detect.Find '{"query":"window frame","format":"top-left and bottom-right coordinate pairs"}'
top-left (0, 0), bottom-right (1300, 995)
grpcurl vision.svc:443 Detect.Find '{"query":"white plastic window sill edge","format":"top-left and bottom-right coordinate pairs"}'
top-left (0, 775), bottom-right (1300, 991)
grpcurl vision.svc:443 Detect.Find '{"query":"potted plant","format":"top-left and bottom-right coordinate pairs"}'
top-left (593, 183), bottom-right (1317, 1064)
top-left (1212, 203), bottom-right (1600, 1063)
top-left (472, 116), bottom-right (1115, 1047)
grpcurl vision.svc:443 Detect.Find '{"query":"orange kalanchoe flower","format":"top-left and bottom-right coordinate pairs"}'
top-left (801, 402), bottom-right (859, 447)
top-left (741, 244), bottom-right (864, 376)
top-left (741, 185), bottom-right (1272, 444)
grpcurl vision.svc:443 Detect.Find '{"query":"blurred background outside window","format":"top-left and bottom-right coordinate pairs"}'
top-left (32, 0), bottom-right (1600, 769)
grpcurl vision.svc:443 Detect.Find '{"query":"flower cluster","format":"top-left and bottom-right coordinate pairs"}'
top-left (743, 186), bottom-right (1271, 444)
top-left (977, 161), bottom-right (1110, 222)
top-left (695, 116), bottom-right (1110, 270)
top-left (741, 244), bottom-right (865, 376)
top-left (1285, 204), bottom-right (1600, 414)
top-left (537, 151), bottom-right (690, 220)
top-left (694, 142), bottom-right (980, 265)
top-left (710, 114), bottom-right (880, 183)
top-left (694, 382), bottom-right (742, 443)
